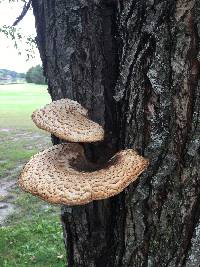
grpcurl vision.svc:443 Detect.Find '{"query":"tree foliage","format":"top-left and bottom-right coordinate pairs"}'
top-left (0, 0), bottom-right (36, 60)
top-left (26, 65), bottom-right (46, 84)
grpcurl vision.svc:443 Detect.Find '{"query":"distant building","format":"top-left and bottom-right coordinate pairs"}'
top-left (0, 75), bottom-right (12, 81)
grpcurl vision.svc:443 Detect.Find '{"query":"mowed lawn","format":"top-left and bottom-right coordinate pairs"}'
top-left (0, 83), bottom-right (66, 267)
top-left (0, 83), bottom-right (51, 129)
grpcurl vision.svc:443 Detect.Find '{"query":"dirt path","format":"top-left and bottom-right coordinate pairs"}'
top-left (0, 177), bottom-right (16, 226)
top-left (0, 128), bottom-right (50, 226)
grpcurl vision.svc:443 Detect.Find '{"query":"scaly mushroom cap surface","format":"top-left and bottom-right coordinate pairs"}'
top-left (18, 143), bottom-right (149, 205)
top-left (32, 99), bottom-right (104, 142)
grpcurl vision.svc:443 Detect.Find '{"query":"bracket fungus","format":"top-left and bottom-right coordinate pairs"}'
top-left (18, 143), bottom-right (149, 205)
top-left (18, 98), bottom-right (149, 205)
top-left (32, 99), bottom-right (104, 142)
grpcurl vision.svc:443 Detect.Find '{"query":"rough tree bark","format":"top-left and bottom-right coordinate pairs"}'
top-left (32, 0), bottom-right (200, 266)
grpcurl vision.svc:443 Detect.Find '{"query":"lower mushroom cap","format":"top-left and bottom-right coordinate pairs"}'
top-left (18, 143), bottom-right (149, 205)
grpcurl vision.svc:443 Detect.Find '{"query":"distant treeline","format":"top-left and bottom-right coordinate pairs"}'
top-left (0, 65), bottom-right (46, 85)
top-left (26, 65), bottom-right (46, 85)
top-left (0, 69), bottom-right (25, 80)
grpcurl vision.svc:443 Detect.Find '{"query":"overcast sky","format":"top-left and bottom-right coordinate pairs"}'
top-left (0, 1), bottom-right (41, 73)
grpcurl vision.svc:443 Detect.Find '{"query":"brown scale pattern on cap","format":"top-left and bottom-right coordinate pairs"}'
top-left (32, 99), bottom-right (104, 142)
top-left (18, 143), bottom-right (149, 205)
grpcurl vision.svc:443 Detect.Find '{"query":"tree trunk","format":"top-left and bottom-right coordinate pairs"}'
top-left (32, 0), bottom-right (200, 266)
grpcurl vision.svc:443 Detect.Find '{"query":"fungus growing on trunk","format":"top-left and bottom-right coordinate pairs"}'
top-left (18, 98), bottom-right (149, 205)
top-left (18, 143), bottom-right (149, 205)
top-left (32, 99), bottom-right (104, 142)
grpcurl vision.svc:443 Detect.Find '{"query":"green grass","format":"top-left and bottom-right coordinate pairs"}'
top-left (0, 191), bottom-right (65, 267)
top-left (0, 83), bottom-right (51, 129)
top-left (0, 83), bottom-right (51, 177)
top-left (0, 187), bottom-right (66, 267)
top-left (0, 129), bottom-right (49, 178)
top-left (0, 83), bottom-right (66, 266)
top-left (0, 216), bottom-right (65, 267)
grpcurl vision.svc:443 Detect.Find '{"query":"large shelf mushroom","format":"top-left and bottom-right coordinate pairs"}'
top-left (18, 99), bottom-right (149, 205)
top-left (19, 143), bottom-right (149, 205)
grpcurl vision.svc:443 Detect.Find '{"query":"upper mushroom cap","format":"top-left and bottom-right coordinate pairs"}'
top-left (32, 99), bottom-right (104, 142)
top-left (18, 143), bottom-right (149, 205)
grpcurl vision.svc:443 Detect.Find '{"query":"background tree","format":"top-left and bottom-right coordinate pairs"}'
top-left (31, 0), bottom-right (200, 266)
top-left (25, 66), bottom-right (34, 83)
top-left (26, 64), bottom-right (46, 84)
